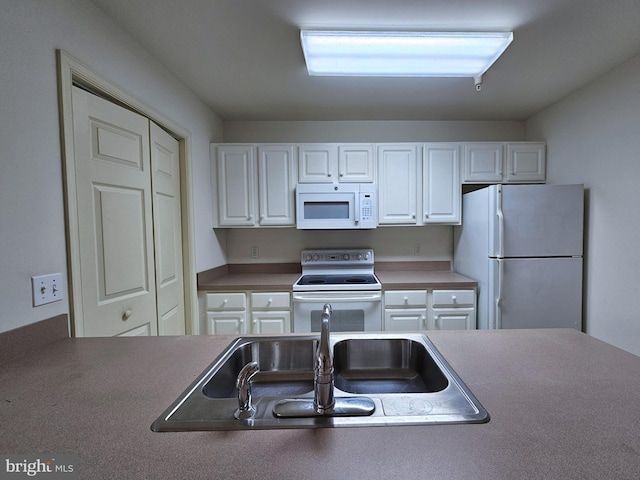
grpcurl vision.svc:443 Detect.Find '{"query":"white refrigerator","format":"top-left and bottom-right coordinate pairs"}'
top-left (453, 184), bottom-right (584, 330)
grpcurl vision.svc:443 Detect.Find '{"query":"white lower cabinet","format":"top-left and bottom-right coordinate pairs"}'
top-left (205, 291), bottom-right (291, 335)
top-left (206, 292), bottom-right (247, 335)
top-left (250, 292), bottom-right (291, 334)
top-left (384, 289), bottom-right (476, 331)
top-left (429, 289), bottom-right (476, 330)
top-left (384, 290), bottom-right (428, 331)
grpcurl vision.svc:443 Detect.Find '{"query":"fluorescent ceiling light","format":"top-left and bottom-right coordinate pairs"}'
top-left (300, 30), bottom-right (513, 83)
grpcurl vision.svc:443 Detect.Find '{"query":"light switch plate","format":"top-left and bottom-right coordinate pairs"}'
top-left (32, 273), bottom-right (64, 307)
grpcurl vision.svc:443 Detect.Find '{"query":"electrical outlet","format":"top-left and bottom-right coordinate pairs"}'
top-left (251, 246), bottom-right (259, 258)
top-left (414, 244), bottom-right (421, 256)
top-left (32, 273), bottom-right (63, 307)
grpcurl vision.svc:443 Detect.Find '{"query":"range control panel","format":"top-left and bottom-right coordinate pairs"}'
top-left (301, 249), bottom-right (374, 266)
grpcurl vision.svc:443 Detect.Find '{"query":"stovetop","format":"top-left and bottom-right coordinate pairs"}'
top-left (296, 274), bottom-right (379, 286)
top-left (293, 248), bottom-right (381, 291)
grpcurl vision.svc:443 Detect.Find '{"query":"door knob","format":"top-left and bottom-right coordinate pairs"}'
top-left (122, 309), bottom-right (133, 320)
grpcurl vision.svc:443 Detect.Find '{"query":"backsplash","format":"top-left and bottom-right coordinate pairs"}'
top-left (224, 226), bottom-right (453, 263)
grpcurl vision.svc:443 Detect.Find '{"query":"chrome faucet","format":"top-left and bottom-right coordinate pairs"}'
top-left (272, 302), bottom-right (375, 419)
top-left (314, 303), bottom-right (335, 414)
top-left (234, 361), bottom-right (260, 419)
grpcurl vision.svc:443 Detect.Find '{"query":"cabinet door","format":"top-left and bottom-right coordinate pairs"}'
top-left (384, 309), bottom-right (427, 331)
top-left (251, 311), bottom-right (291, 334)
top-left (338, 144), bottom-right (375, 182)
top-left (423, 143), bottom-right (460, 224)
top-left (377, 144), bottom-right (419, 224)
top-left (462, 143), bottom-right (503, 183)
top-left (257, 145), bottom-right (296, 225)
top-left (216, 145), bottom-right (256, 226)
top-left (297, 144), bottom-right (337, 183)
top-left (430, 309), bottom-right (476, 330)
top-left (206, 311), bottom-right (246, 335)
top-left (505, 143), bottom-right (546, 183)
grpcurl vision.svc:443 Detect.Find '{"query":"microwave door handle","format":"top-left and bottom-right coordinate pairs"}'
top-left (355, 194), bottom-right (360, 225)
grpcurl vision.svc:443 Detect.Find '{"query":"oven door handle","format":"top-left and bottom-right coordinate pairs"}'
top-left (293, 292), bottom-right (382, 302)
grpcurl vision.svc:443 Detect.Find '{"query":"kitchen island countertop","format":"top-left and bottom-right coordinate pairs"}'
top-left (1, 329), bottom-right (639, 479)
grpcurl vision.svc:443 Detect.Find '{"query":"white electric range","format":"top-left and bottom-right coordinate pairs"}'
top-left (292, 249), bottom-right (382, 332)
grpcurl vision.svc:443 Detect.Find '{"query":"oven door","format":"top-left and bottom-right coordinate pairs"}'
top-left (292, 291), bottom-right (382, 333)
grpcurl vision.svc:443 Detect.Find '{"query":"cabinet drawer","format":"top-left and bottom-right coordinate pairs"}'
top-left (250, 292), bottom-right (290, 310)
top-left (384, 290), bottom-right (427, 307)
top-left (432, 290), bottom-right (475, 308)
top-left (206, 292), bottom-right (247, 310)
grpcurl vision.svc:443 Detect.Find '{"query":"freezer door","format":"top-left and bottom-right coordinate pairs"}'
top-left (489, 184), bottom-right (584, 258)
top-left (490, 257), bottom-right (583, 329)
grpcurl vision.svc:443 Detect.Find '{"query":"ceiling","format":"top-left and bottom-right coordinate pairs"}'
top-left (88, 0), bottom-right (640, 122)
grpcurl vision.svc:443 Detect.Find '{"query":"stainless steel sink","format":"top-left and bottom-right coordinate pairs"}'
top-left (151, 333), bottom-right (489, 431)
top-left (333, 338), bottom-right (449, 394)
top-left (201, 338), bottom-right (316, 399)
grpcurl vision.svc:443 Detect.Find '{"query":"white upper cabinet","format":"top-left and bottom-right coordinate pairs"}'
top-left (338, 144), bottom-right (375, 182)
top-left (298, 143), bottom-right (375, 183)
top-left (213, 144), bottom-right (296, 227)
top-left (505, 143), bottom-right (546, 182)
top-left (463, 142), bottom-right (546, 184)
top-left (422, 143), bottom-right (461, 224)
top-left (297, 144), bottom-right (336, 183)
top-left (377, 144), bottom-right (419, 224)
top-left (378, 143), bottom-right (461, 226)
top-left (462, 143), bottom-right (504, 183)
top-left (213, 141), bottom-right (545, 229)
top-left (257, 145), bottom-right (296, 226)
top-left (215, 145), bottom-right (256, 226)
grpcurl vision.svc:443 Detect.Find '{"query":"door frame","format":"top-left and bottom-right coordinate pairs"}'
top-left (56, 50), bottom-right (199, 336)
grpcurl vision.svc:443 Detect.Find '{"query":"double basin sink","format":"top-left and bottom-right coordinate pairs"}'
top-left (151, 333), bottom-right (489, 431)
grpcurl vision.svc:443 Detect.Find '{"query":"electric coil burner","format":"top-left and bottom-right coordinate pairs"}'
top-left (292, 249), bottom-right (382, 332)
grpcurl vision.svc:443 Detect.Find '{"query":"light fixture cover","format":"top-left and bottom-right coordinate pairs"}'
top-left (300, 30), bottom-right (513, 78)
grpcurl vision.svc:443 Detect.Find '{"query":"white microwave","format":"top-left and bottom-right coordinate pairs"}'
top-left (296, 183), bottom-right (377, 229)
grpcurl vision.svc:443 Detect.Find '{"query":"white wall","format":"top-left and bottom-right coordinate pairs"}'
top-left (0, 0), bottom-right (225, 334)
top-left (225, 227), bottom-right (453, 264)
top-left (223, 120), bottom-right (525, 143)
top-left (526, 54), bottom-right (640, 356)
top-left (221, 119), bottom-right (525, 264)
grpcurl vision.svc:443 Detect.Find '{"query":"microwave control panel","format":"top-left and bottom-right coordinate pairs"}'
top-left (360, 192), bottom-right (375, 222)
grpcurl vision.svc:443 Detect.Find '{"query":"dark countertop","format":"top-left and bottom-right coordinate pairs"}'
top-left (197, 262), bottom-right (478, 292)
top-left (376, 270), bottom-right (477, 289)
top-left (1, 329), bottom-right (639, 479)
top-left (198, 272), bottom-right (301, 292)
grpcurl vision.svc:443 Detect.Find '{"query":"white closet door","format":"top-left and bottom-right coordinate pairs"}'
top-left (150, 122), bottom-right (185, 335)
top-left (72, 86), bottom-right (157, 336)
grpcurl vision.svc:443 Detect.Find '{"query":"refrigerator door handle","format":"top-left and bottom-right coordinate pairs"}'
top-left (496, 184), bottom-right (504, 258)
top-left (496, 258), bottom-right (504, 329)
